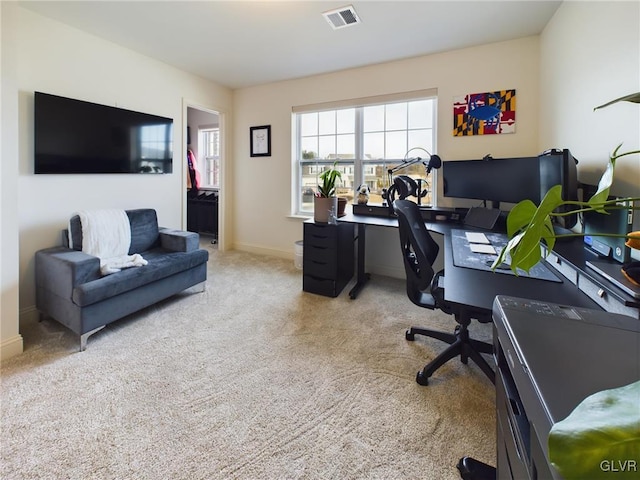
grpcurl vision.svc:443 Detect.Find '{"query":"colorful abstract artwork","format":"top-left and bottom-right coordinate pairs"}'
top-left (453, 89), bottom-right (516, 136)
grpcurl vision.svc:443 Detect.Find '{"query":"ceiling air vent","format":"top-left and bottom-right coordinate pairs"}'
top-left (323, 5), bottom-right (361, 30)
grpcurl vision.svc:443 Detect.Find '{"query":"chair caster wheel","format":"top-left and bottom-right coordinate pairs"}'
top-left (405, 329), bottom-right (415, 341)
top-left (416, 371), bottom-right (429, 386)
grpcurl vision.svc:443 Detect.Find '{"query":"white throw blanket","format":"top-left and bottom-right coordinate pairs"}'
top-left (70, 209), bottom-right (148, 276)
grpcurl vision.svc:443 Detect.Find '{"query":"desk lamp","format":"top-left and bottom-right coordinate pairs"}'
top-left (382, 147), bottom-right (442, 215)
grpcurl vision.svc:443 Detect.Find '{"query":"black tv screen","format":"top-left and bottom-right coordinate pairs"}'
top-left (34, 92), bottom-right (173, 174)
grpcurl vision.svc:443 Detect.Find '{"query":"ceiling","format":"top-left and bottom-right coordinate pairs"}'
top-left (18, 1), bottom-right (562, 90)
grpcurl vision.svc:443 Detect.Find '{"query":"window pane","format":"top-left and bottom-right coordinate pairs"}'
top-left (300, 113), bottom-right (318, 136)
top-left (363, 105), bottom-right (384, 132)
top-left (386, 103), bottom-right (407, 131)
top-left (385, 131), bottom-right (407, 158)
top-left (363, 132), bottom-right (384, 159)
top-left (318, 136), bottom-right (335, 159)
top-left (336, 134), bottom-right (355, 158)
top-left (363, 162), bottom-right (396, 204)
top-left (336, 109), bottom-right (355, 134)
top-left (318, 111), bottom-right (335, 135)
top-left (335, 163), bottom-right (354, 201)
top-left (408, 100), bottom-right (432, 129)
top-left (301, 163), bottom-right (318, 211)
top-left (301, 137), bottom-right (318, 159)
top-left (197, 128), bottom-right (220, 188)
top-left (408, 130), bottom-right (433, 153)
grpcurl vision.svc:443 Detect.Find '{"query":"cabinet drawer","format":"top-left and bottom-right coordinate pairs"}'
top-left (578, 273), bottom-right (638, 317)
top-left (304, 223), bottom-right (338, 249)
top-left (303, 275), bottom-right (340, 297)
top-left (545, 251), bottom-right (578, 284)
top-left (304, 244), bottom-right (336, 262)
top-left (303, 256), bottom-right (337, 279)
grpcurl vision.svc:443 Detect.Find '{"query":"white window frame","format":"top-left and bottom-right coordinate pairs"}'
top-left (292, 90), bottom-right (437, 215)
top-left (198, 127), bottom-right (220, 189)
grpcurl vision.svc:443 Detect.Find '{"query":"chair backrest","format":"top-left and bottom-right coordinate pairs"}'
top-left (393, 199), bottom-right (441, 307)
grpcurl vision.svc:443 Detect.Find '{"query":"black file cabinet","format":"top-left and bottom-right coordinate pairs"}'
top-left (303, 220), bottom-right (354, 297)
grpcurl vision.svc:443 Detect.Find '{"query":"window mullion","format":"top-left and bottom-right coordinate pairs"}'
top-left (354, 107), bottom-right (364, 189)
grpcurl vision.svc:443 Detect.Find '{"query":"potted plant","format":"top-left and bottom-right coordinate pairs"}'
top-left (314, 161), bottom-right (342, 223)
top-left (493, 92), bottom-right (640, 274)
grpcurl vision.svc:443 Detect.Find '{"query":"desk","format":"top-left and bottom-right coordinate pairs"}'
top-left (339, 213), bottom-right (400, 299)
top-left (338, 212), bottom-right (639, 317)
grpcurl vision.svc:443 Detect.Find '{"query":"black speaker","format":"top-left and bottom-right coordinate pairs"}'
top-left (539, 149), bottom-right (579, 230)
top-left (583, 191), bottom-right (633, 263)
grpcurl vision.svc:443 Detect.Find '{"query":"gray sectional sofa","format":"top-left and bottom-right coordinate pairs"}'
top-left (35, 209), bottom-right (209, 350)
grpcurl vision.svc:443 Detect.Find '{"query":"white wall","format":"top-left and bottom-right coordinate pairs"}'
top-left (539, 0), bottom-right (639, 258)
top-left (0, 3), bottom-right (233, 359)
top-left (232, 36), bottom-right (541, 276)
top-left (1, 4), bottom-right (23, 359)
top-left (539, 1), bottom-right (640, 197)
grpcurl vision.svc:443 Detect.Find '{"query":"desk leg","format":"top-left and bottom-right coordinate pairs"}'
top-left (349, 223), bottom-right (370, 299)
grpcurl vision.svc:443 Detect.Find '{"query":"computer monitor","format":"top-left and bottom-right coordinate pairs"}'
top-left (538, 149), bottom-right (579, 231)
top-left (442, 150), bottom-right (580, 231)
top-left (442, 156), bottom-right (541, 208)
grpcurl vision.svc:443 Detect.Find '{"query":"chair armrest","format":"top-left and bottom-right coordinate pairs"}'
top-left (159, 228), bottom-right (199, 252)
top-left (35, 247), bottom-right (101, 299)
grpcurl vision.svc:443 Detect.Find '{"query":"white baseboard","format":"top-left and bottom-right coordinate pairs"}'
top-left (1, 334), bottom-right (23, 360)
top-left (20, 305), bottom-right (40, 325)
top-left (366, 263), bottom-right (405, 280)
top-left (233, 243), bottom-right (293, 261)
top-left (234, 242), bottom-right (405, 279)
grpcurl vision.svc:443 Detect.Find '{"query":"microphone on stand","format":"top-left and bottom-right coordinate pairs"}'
top-left (426, 154), bottom-right (442, 174)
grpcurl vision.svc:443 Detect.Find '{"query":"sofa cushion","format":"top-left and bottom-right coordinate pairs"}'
top-left (72, 248), bottom-right (208, 307)
top-left (68, 208), bottom-right (159, 254)
top-left (127, 209), bottom-right (160, 254)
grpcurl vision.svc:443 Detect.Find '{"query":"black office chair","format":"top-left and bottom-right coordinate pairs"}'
top-left (393, 199), bottom-right (495, 386)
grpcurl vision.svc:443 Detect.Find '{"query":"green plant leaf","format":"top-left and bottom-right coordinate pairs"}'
top-left (548, 380), bottom-right (640, 480)
top-left (588, 149), bottom-right (618, 212)
top-left (505, 199), bottom-right (538, 237)
top-left (318, 161), bottom-right (342, 197)
top-left (494, 185), bottom-right (563, 273)
top-left (594, 92), bottom-right (640, 111)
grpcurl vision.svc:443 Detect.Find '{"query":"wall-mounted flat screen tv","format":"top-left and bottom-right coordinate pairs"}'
top-left (34, 91), bottom-right (173, 174)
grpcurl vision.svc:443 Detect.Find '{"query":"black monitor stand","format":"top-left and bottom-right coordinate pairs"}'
top-left (463, 200), bottom-right (501, 230)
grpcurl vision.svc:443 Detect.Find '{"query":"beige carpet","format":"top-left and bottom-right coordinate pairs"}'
top-left (1, 244), bottom-right (496, 479)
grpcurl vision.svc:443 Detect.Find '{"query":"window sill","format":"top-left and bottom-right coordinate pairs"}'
top-left (288, 213), bottom-right (313, 220)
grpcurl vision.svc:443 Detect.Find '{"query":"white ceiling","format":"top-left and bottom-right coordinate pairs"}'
top-left (18, 1), bottom-right (562, 89)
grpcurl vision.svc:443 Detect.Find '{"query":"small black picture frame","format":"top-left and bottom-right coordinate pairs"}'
top-left (250, 125), bottom-right (271, 157)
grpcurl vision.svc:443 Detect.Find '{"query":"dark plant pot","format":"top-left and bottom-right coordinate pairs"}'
top-left (337, 197), bottom-right (347, 217)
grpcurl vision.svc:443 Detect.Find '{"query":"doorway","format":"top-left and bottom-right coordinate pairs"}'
top-left (186, 104), bottom-right (223, 248)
